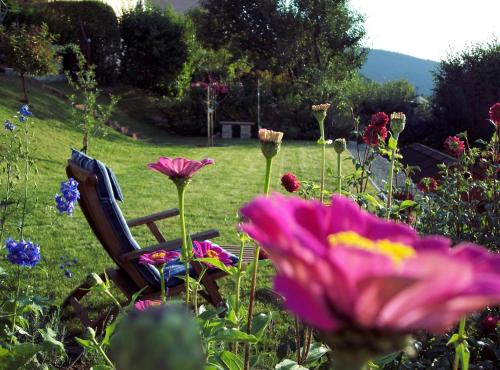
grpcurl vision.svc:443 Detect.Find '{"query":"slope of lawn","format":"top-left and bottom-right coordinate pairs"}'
top-left (0, 74), bottom-right (358, 363)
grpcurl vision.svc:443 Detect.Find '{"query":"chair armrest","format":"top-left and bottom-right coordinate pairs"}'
top-left (127, 208), bottom-right (180, 227)
top-left (119, 229), bottom-right (220, 262)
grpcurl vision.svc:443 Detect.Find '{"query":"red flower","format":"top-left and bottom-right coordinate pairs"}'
top-left (369, 112), bottom-right (389, 127)
top-left (281, 172), bottom-right (301, 193)
top-left (417, 177), bottom-right (438, 193)
top-left (489, 102), bottom-right (500, 126)
top-left (444, 136), bottom-right (465, 157)
top-left (481, 315), bottom-right (499, 333)
top-left (363, 124), bottom-right (387, 146)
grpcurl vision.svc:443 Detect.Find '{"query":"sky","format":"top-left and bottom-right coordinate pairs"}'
top-left (349, 0), bottom-right (500, 61)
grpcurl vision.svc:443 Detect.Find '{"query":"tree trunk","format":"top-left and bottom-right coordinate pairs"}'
top-left (20, 73), bottom-right (29, 103)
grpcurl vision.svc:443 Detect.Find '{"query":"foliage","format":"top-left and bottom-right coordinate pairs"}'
top-left (0, 23), bottom-right (59, 102)
top-left (120, 5), bottom-right (190, 93)
top-left (66, 47), bottom-right (119, 154)
top-left (432, 40), bottom-right (500, 143)
top-left (14, 0), bottom-right (120, 83)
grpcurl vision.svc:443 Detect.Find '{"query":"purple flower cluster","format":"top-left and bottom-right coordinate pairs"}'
top-left (4, 120), bottom-right (16, 131)
top-left (5, 237), bottom-right (41, 268)
top-left (55, 178), bottom-right (80, 215)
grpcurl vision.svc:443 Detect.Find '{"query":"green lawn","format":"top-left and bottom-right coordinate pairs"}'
top-left (0, 74), bottom-right (357, 364)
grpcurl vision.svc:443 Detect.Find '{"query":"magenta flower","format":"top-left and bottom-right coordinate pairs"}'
top-left (148, 157), bottom-right (214, 181)
top-left (444, 136), bottom-right (465, 157)
top-left (193, 240), bottom-right (233, 268)
top-left (139, 250), bottom-right (180, 266)
top-left (240, 194), bottom-right (500, 334)
top-left (134, 299), bottom-right (163, 311)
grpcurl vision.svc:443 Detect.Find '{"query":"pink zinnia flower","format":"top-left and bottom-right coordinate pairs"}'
top-left (148, 157), bottom-right (214, 181)
top-left (193, 240), bottom-right (233, 268)
top-left (369, 112), bottom-right (389, 127)
top-left (489, 102), bottom-right (500, 126)
top-left (134, 299), bottom-right (163, 311)
top-left (240, 194), bottom-right (500, 334)
top-left (281, 172), bottom-right (301, 193)
top-left (363, 124), bottom-right (387, 146)
top-left (444, 136), bottom-right (465, 157)
top-left (139, 250), bottom-right (180, 266)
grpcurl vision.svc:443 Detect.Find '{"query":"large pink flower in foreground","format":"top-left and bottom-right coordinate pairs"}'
top-left (148, 157), bottom-right (214, 180)
top-left (240, 194), bottom-right (500, 334)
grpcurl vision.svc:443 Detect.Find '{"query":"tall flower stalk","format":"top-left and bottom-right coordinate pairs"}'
top-left (148, 157), bottom-right (214, 306)
top-left (312, 104), bottom-right (331, 203)
top-left (333, 139), bottom-right (346, 193)
top-left (386, 112), bottom-right (406, 220)
top-left (244, 128), bottom-right (283, 370)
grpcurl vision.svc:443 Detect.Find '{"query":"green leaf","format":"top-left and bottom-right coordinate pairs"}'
top-left (399, 200), bottom-right (417, 210)
top-left (39, 327), bottom-right (66, 357)
top-left (303, 342), bottom-right (329, 366)
top-left (101, 319), bottom-right (118, 347)
top-left (447, 333), bottom-right (460, 345)
top-left (91, 366), bottom-right (114, 370)
top-left (372, 351), bottom-right (400, 367)
top-left (75, 337), bottom-right (94, 350)
top-left (220, 350), bottom-right (243, 370)
top-left (250, 312), bottom-right (273, 340)
top-left (194, 258), bottom-right (236, 275)
top-left (275, 359), bottom-right (309, 370)
top-left (388, 136), bottom-right (398, 150)
top-left (212, 328), bottom-right (258, 344)
top-left (0, 343), bottom-right (41, 370)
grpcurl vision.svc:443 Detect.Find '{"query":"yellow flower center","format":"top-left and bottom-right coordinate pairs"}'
top-left (151, 251), bottom-right (166, 261)
top-left (327, 231), bottom-right (415, 265)
top-left (206, 250), bottom-right (218, 259)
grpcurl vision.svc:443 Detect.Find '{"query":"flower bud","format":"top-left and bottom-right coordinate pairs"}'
top-left (85, 327), bottom-right (96, 340)
top-left (259, 128), bottom-right (283, 159)
top-left (390, 112), bottom-right (406, 137)
top-left (333, 138), bottom-right (346, 154)
top-left (87, 273), bottom-right (105, 287)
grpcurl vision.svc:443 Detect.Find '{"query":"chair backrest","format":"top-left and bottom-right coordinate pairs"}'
top-left (66, 149), bottom-right (161, 293)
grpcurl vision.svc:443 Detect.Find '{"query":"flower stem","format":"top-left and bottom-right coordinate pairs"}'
top-left (263, 157), bottom-right (273, 195)
top-left (10, 265), bottom-right (21, 344)
top-left (386, 146), bottom-right (397, 220)
top-left (244, 155), bottom-right (274, 370)
top-left (235, 237), bottom-right (246, 315)
top-left (160, 265), bottom-right (167, 304)
top-left (453, 317), bottom-right (467, 370)
top-left (91, 337), bottom-right (115, 368)
top-left (20, 125), bottom-right (30, 239)
top-left (336, 152), bottom-right (342, 194)
top-left (320, 143), bottom-right (326, 203)
top-left (177, 185), bottom-right (190, 306)
top-left (194, 266), bottom-right (207, 317)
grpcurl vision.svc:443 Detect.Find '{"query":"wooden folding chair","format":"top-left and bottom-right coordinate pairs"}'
top-left (61, 149), bottom-right (253, 332)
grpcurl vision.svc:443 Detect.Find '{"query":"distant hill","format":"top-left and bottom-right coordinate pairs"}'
top-left (361, 49), bottom-right (439, 96)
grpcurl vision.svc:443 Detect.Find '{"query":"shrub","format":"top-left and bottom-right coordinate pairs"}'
top-left (432, 41), bottom-right (500, 143)
top-left (120, 5), bottom-right (189, 93)
top-left (16, 1), bottom-right (120, 83)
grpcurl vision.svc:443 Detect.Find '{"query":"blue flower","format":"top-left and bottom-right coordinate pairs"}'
top-left (55, 194), bottom-right (75, 215)
top-left (5, 238), bottom-right (41, 268)
top-left (18, 115), bottom-right (27, 123)
top-left (55, 178), bottom-right (80, 215)
top-left (19, 105), bottom-right (32, 117)
top-left (4, 120), bottom-right (16, 131)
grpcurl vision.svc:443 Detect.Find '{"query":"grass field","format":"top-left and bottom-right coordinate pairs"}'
top-left (0, 74), bottom-right (359, 364)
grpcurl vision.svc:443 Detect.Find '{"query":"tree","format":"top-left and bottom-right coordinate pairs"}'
top-left (192, 0), bottom-right (366, 100)
top-left (1, 23), bottom-right (59, 102)
top-left (432, 41), bottom-right (500, 142)
top-left (120, 5), bottom-right (190, 93)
